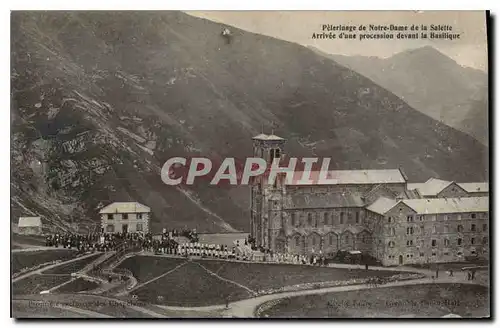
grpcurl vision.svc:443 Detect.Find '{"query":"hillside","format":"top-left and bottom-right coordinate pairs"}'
top-left (11, 12), bottom-right (488, 233)
top-left (318, 46), bottom-right (489, 145)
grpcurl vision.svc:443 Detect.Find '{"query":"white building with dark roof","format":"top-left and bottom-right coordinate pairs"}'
top-left (99, 202), bottom-right (151, 234)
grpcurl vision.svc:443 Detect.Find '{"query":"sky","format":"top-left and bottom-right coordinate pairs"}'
top-left (188, 11), bottom-right (488, 71)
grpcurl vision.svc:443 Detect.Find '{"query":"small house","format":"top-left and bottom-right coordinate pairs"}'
top-left (18, 217), bottom-right (43, 235)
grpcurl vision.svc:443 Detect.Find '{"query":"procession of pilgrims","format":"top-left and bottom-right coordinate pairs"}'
top-left (44, 228), bottom-right (324, 266)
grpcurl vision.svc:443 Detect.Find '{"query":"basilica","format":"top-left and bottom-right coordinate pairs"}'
top-left (249, 134), bottom-right (489, 266)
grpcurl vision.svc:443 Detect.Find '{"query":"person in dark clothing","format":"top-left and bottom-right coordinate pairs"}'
top-left (467, 271), bottom-right (472, 280)
top-left (365, 263), bottom-right (369, 270)
top-left (471, 269), bottom-right (476, 280)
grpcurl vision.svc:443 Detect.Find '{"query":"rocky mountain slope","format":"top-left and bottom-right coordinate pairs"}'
top-left (11, 12), bottom-right (488, 233)
top-left (318, 46), bottom-right (489, 145)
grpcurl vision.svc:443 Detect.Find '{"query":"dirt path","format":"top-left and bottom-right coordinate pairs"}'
top-left (12, 252), bottom-right (101, 283)
top-left (11, 246), bottom-right (65, 253)
top-left (120, 261), bottom-right (188, 296)
top-left (193, 261), bottom-right (258, 296)
top-left (86, 294), bottom-right (167, 318)
top-left (53, 304), bottom-right (112, 318)
top-left (154, 273), bottom-right (487, 318)
top-left (227, 277), bottom-right (487, 317)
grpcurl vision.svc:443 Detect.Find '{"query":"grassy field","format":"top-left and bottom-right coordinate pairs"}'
top-left (12, 249), bottom-right (77, 275)
top-left (12, 234), bottom-right (47, 247)
top-left (118, 255), bottom-right (407, 307)
top-left (196, 259), bottom-right (401, 291)
top-left (259, 283), bottom-right (490, 318)
top-left (132, 261), bottom-right (252, 307)
top-left (116, 256), bottom-right (186, 283)
top-left (53, 278), bottom-right (100, 293)
top-left (43, 253), bottom-right (102, 274)
top-left (12, 274), bottom-right (72, 295)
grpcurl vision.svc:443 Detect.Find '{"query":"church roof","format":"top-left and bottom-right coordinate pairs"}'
top-left (287, 169), bottom-right (406, 186)
top-left (287, 193), bottom-right (365, 209)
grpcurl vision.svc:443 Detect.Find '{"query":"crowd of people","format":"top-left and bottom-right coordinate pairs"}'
top-left (45, 232), bottom-right (154, 253)
top-left (176, 242), bottom-right (248, 259)
top-left (163, 228), bottom-right (199, 243)
top-left (43, 230), bottom-right (331, 267)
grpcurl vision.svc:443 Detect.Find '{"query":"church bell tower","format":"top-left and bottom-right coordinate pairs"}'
top-left (250, 133), bottom-right (286, 250)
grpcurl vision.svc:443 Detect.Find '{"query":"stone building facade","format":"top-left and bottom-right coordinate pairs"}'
top-left (367, 197), bottom-right (489, 266)
top-left (250, 134), bottom-right (489, 266)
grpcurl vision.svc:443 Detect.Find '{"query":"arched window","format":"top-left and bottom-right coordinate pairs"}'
top-left (355, 211), bottom-right (360, 224)
top-left (292, 212), bottom-right (297, 226)
top-left (312, 235), bottom-right (316, 245)
top-left (388, 241), bottom-right (395, 248)
top-left (457, 238), bottom-right (462, 246)
top-left (324, 212), bottom-right (328, 225)
top-left (340, 212), bottom-right (344, 224)
top-left (329, 234), bottom-right (334, 245)
top-left (308, 213), bottom-right (313, 226)
top-left (483, 237), bottom-right (488, 245)
top-left (457, 225), bottom-right (464, 233)
top-left (444, 239), bottom-right (450, 247)
top-left (314, 216), bottom-right (318, 228)
top-left (345, 234), bottom-right (350, 244)
top-left (390, 228), bottom-right (395, 236)
top-left (295, 235), bottom-right (300, 247)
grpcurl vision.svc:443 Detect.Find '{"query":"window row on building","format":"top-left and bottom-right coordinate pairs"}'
top-left (105, 222), bottom-right (143, 233)
top-left (388, 212), bottom-right (488, 223)
top-left (387, 236), bottom-right (488, 248)
top-left (387, 223), bottom-right (488, 236)
top-left (292, 231), bottom-right (372, 247)
top-left (105, 213), bottom-right (145, 220)
top-left (289, 210), bottom-right (364, 227)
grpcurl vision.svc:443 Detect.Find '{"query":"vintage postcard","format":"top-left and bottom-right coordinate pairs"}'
top-left (10, 10), bottom-right (490, 319)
